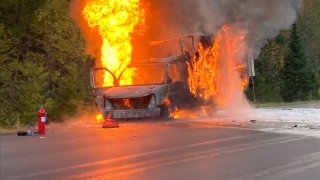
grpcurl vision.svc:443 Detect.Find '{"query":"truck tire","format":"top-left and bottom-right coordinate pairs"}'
top-left (160, 105), bottom-right (170, 119)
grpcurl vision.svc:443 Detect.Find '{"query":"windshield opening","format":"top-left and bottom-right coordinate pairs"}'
top-left (128, 65), bottom-right (165, 86)
top-left (92, 65), bottom-right (165, 87)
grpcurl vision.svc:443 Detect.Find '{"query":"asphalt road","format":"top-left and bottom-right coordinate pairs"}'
top-left (1, 119), bottom-right (320, 180)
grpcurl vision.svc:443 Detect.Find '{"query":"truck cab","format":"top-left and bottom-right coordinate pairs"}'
top-left (90, 36), bottom-right (195, 119)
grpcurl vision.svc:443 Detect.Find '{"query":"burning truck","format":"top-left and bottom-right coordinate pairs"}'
top-left (90, 37), bottom-right (197, 119)
top-left (73, 0), bottom-right (260, 121)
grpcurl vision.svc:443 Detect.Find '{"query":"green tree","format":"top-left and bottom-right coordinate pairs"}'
top-left (281, 23), bottom-right (316, 102)
top-left (0, 0), bottom-right (92, 127)
top-left (0, 21), bottom-right (47, 127)
top-left (0, 0), bottom-right (46, 37)
top-left (298, 0), bottom-right (320, 98)
top-left (246, 32), bottom-right (289, 103)
top-left (0, 0), bottom-right (49, 127)
top-left (29, 0), bottom-right (92, 120)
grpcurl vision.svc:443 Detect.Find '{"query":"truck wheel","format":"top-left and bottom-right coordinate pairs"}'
top-left (160, 105), bottom-right (170, 119)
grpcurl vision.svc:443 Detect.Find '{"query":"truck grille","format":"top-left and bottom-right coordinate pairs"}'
top-left (108, 95), bottom-right (152, 110)
top-left (105, 108), bottom-right (161, 119)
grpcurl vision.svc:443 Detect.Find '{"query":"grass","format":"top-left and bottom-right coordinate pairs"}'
top-left (253, 100), bottom-right (320, 108)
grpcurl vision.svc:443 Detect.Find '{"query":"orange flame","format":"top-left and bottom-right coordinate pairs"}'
top-left (82, 0), bottom-right (145, 86)
top-left (240, 76), bottom-right (249, 89)
top-left (123, 98), bottom-right (132, 109)
top-left (188, 25), bottom-right (248, 108)
top-left (188, 32), bottom-right (222, 101)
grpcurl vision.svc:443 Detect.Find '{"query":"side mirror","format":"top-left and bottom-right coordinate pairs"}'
top-left (92, 89), bottom-right (97, 97)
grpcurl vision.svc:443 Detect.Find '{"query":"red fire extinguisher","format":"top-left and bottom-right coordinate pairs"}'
top-left (38, 106), bottom-right (47, 136)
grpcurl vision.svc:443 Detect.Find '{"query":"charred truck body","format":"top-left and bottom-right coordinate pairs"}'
top-left (90, 37), bottom-right (196, 119)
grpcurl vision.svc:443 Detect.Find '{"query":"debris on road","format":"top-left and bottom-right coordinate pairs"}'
top-left (17, 121), bottom-right (38, 136)
top-left (281, 108), bottom-right (292, 110)
top-left (102, 120), bottom-right (120, 128)
top-left (17, 131), bottom-right (37, 136)
top-left (250, 107), bottom-right (320, 138)
top-left (102, 112), bottom-right (119, 128)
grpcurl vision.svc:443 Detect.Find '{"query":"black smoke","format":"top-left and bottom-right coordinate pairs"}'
top-left (145, 0), bottom-right (303, 56)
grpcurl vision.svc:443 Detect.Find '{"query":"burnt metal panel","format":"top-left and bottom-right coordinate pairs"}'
top-left (105, 108), bottom-right (161, 119)
top-left (103, 85), bottom-right (163, 98)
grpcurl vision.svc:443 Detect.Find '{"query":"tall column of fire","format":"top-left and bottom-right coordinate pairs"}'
top-left (79, 0), bottom-right (145, 121)
top-left (82, 0), bottom-right (145, 86)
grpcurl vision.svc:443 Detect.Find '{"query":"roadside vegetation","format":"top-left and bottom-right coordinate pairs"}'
top-left (0, 0), bottom-right (93, 128)
top-left (0, 0), bottom-right (319, 128)
top-left (254, 100), bottom-right (320, 108)
top-left (246, 0), bottom-right (320, 103)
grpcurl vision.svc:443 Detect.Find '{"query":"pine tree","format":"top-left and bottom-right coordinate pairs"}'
top-left (281, 23), bottom-right (315, 102)
top-left (298, 0), bottom-right (320, 98)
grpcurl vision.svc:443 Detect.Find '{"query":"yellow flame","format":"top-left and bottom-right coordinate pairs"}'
top-left (96, 113), bottom-right (103, 122)
top-left (83, 0), bottom-right (145, 86)
top-left (188, 32), bottom-right (222, 101)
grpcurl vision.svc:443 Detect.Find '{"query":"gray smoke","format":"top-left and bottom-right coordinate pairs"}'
top-left (146, 0), bottom-right (303, 57)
